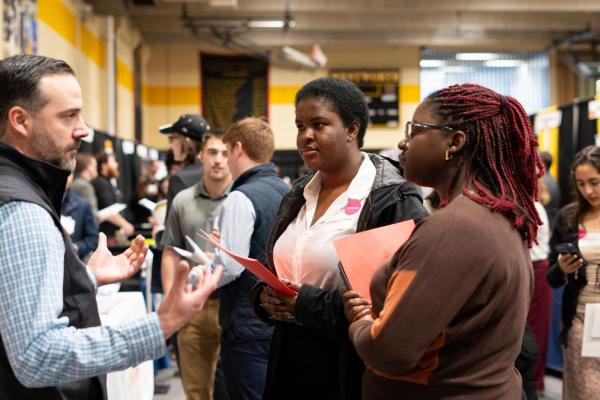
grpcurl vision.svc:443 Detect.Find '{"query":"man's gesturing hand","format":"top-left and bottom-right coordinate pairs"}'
top-left (157, 261), bottom-right (223, 338)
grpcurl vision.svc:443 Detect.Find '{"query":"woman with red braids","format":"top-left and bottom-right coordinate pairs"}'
top-left (344, 83), bottom-right (542, 399)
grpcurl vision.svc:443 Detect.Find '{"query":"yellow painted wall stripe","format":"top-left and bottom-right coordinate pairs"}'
top-left (38, 0), bottom-right (77, 47)
top-left (81, 25), bottom-right (106, 68)
top-left (39, 0), bottom-right (106, 68)
top-left (143, 86), bottom-right (201, 106)
top-left (269, 85), bottom-right (301, 104)
top-left (400, 84), bottom-right (420, 103)
top-left (268, 84), bottom-right (419, 105)
top-left (117, 59), bottom-right (134, 91)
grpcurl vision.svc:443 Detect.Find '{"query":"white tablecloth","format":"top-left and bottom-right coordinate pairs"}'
top-left (97, 292), bottom-right (154, 400)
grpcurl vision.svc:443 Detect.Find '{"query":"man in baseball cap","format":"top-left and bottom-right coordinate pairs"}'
top-left (159, 114), bottom-right (209, 213)
top-left (159, 114), bottom-right (210, 142)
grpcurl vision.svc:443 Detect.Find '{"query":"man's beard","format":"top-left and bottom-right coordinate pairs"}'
top-left (30, 126), bottom-right (79, 171)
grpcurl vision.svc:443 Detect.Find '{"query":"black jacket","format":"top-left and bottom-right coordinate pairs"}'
top-left (547, 205), bottom-right (588, 346)
top-left (252, 153), bottom-right (429, 400)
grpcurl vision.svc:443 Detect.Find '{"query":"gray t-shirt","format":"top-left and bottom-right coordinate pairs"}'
top-left (161, 179), bottom-right (230, 252)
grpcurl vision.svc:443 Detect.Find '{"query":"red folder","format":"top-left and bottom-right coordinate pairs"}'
top-left (333, 220), bottom-right (415, 302)
top-left (197, 229), bottom-right (297, 297)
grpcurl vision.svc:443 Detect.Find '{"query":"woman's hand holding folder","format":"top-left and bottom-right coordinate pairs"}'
top-left (259, 281), bottom-right (301, 322)
top-left (343, 290), bottom-right (372, 324)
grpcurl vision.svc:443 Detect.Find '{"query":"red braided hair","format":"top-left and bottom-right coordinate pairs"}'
top-left (426, 83), bottom-right (544, 247)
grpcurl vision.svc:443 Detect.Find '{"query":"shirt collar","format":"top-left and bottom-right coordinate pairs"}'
top-left (303, 152), bottom-right (375, 203)
top-left (194, 178), bottom-right (231, 200)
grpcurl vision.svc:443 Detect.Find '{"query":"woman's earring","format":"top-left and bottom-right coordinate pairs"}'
top-left (445, 149), bottom-right (453, 161)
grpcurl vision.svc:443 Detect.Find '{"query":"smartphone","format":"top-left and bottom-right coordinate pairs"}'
top-left (555, 242), bottom-right (584, 260)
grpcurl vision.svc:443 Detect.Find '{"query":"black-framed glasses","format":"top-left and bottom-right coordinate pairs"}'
top-left (404, 121), bottom-right (456, 143)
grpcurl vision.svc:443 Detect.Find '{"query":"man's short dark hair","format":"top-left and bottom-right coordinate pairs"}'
top-left (74, 153), bottom-right (95, 176)
top-left (539, 151), bottom-right (552, 171)
top-left (201, 131), bottom-right (225, 151)
top-left (95, 151), bottom-right (113, 172)
top-left (295, 77), bottom-right (369, 148)
top-left (0, 55), bottom-right (74, 135)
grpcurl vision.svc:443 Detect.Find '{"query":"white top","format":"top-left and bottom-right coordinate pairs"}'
top-left (530, 201), bottom-right (550, 262)
top-left (577, 228), bottom-right (600, 314)
top-left (273, 153), bottom-right (376, 290)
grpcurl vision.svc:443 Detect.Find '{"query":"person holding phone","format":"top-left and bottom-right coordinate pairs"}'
top-left (548, 145), bottom-right (600, 399)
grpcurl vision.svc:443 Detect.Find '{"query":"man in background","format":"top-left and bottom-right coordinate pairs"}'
top-left (216, 117), bottom-right (289, 400)
top-left (61, 173), bottom-right (98, 260)
top-left (159, 114), bottom-right (208, 214)
top-left (161, 132), bottom-right (231, 400)
top-left (539, 151), bottom-right (561, 228)
top-left (71, 152), bottom-right (98, 215)
top-left (92, 151), bottom-right (134, 239)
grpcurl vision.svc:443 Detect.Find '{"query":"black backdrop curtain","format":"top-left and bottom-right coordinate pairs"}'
top-left (79, 129), bottom-right (162, 212)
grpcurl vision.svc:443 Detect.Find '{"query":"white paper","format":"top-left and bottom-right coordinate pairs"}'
top-left (149, 149), bottom-right (159, 160)
top-left (136, 145), bottom-right (148, 159)
top-left (82, 126), bottom-right (94, 143)
top-left (593, 304), bottom-right (600, 339)
top-left (97, 203), bottom-right (127, 219)
top-left (121, 140), bottom-right (135, 155)
top-left (60, 215), bottom-right (76, 235)
top-left (589, 99), bottom-right (600, 120)
top-left (138, 198), bottom-right (156, 211)
top-left (96, 292), bottom-right (154, 400)
top-left (534, 110), bottom-right (562, 131)
top-left (582, 303), bottom-right (600, 357)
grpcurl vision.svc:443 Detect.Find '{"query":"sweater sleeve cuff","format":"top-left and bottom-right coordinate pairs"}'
top-left (349, 318), bottom-right (373, 345)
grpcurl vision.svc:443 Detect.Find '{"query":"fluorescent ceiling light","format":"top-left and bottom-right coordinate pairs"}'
top-left (247, 20), bottom-right (286, 29)
top-left (484, 59), bottom-right (521, 67)
top-left (455, 53), bottom-right (498, 61)
top-left (420, 60), bottom-right (445, 68)
top-left (282, 46), bottom-right (318, 68)
top-left (443, 66), bottom-right (470, 73)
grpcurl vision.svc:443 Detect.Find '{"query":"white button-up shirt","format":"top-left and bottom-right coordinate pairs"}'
top-left (273, 153), bottom-right (376, 290)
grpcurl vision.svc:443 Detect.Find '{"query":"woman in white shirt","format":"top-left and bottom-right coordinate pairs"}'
top-left (250, 77), bottom-right (428, 400)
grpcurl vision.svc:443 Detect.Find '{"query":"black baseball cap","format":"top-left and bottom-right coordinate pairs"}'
top-left (159, 114), bottom-right (210, 142)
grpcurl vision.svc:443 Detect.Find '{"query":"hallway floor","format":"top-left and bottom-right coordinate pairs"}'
top-left (153, 367), bottom-right (563, 399)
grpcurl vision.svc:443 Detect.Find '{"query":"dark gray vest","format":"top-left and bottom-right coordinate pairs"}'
top-left (219, 163), bottom-right (289, 338)
top-left (0, 142), bottom-right (106, 399)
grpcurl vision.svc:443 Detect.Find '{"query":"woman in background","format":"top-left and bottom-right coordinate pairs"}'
top-left (547, 145), bottom-right (600, 399)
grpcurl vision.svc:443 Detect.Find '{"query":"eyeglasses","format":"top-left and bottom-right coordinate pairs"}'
top-left (404, 121), bottom-right (456, 143)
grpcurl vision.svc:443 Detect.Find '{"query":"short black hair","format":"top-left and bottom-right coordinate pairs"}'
top-left (539, 151), bottom-right (552, 171)
top-left (0, 54), bottom-right (74, 134)
top-left (295, 77), bottom-right (369, 148)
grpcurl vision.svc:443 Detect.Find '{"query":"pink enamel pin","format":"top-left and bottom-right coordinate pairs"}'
top-left (578, 228), bottom-right (586, 240)
top-left (345, 198), bottom-right (361, 215)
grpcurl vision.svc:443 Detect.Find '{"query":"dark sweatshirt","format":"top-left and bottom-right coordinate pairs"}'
top-left (350, 196), bottom-right (533, 400)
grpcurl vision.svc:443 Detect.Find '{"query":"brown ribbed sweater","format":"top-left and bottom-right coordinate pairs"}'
top-left (349, 196), bottom-right (533, 399)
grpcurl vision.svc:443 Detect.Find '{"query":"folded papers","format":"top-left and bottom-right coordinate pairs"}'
top-left (97, 203), bottom-right (127, 219)
top-left (197, 229), bottom-right (297, 297)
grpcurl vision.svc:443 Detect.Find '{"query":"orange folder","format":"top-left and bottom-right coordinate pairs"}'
top-left (333, 220), bottom-right (415, 301)
top-left (197, 229), bottom-right (297, 297)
